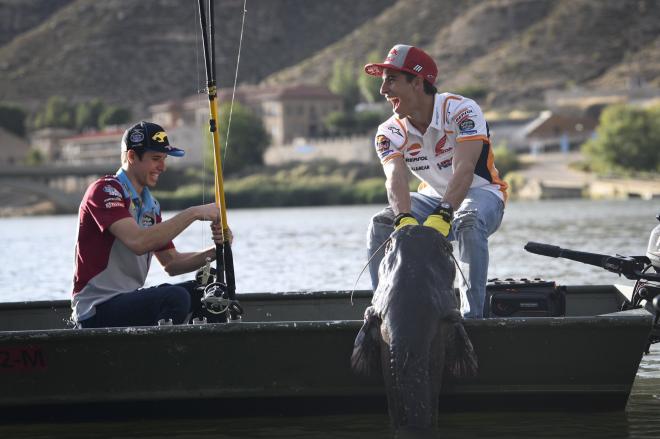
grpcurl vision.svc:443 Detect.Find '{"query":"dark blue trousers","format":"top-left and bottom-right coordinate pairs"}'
top-left (79, 281), bottom-right (204, 328)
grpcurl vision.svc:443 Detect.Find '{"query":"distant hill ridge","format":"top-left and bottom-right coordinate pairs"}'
top-left (1, 0), bottom-right (659, 112)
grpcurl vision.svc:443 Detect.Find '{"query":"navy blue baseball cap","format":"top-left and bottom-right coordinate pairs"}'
top-left (121, 121), bottom-right (185, 157)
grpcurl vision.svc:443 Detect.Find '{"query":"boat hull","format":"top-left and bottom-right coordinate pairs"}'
top-left (0, 286), bottom-right (653, 419)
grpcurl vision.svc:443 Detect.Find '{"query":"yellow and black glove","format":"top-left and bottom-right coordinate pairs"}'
top-left (423, 202), bottom-right (453, 237)
top-left (393, 212), bottom-right (419, 231)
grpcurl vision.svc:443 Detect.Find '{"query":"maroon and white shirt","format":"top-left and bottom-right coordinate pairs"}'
top-left (71, 169), bottom-right (173, 322)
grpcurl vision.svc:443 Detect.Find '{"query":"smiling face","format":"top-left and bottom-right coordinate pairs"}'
top-left (126, 150), bottom-right (167, 192)
top-left (380, 68), bottom-right (424, 119)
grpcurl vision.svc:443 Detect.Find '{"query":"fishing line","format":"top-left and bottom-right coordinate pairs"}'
top-left (223, 0), bottom-right (248, 163)
top-left (350, 237), bottom-right (391, 305)
top-left (193, 0), bottom-right (209, 248)
top-left (449, 251), bottom-right (469, 291)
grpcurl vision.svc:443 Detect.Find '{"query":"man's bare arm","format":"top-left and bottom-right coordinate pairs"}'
top-left (109, 203), bottom-right (219, 255)
top-left (154, 222), bottom-right (228, 275)
top-left (442, 139), bottom-right (482, 209)
top-left (155, 247), bottom-right (215, 276)
top-left (383, 156), bottom-right (411, 215)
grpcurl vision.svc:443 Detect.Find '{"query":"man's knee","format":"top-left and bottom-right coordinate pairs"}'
top-left (161, 286), bottom-right (191, 324)
top-left (372, 208), bottom-right (395, 227)
top-left (368, 208), bottom-right (395, 248)
top-left (453, 210), bottom-right (484, 236)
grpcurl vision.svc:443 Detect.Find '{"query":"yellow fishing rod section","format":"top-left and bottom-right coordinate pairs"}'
top-left (207, 84), bottom-right (230, 238)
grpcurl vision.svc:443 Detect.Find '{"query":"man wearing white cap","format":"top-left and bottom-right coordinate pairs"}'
top-left (364, 45), bottom-right (507, 318)
top-left (71, 121), bottom-right (226, 328)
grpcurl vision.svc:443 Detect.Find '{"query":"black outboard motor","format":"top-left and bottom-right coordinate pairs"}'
top-left (524, 213), bottom-right (660, 350)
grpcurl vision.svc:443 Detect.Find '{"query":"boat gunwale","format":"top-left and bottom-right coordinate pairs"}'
top-left (0, 308), bottom-right (652, 343)
top-left (0, 283), bottom-right (630, 311)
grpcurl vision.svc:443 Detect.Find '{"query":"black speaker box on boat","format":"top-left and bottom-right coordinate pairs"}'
top-left (484, 278), bottom-right (566, 318)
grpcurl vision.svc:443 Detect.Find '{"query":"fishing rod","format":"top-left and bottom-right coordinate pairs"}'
top-left (197, 0), bottom-right (241, 321)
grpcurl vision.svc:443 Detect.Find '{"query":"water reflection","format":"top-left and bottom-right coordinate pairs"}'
top-left (0, 407), bottom-right (650, 439)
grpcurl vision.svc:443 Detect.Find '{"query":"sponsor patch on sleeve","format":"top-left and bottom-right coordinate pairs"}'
top-left (103, 184), bottom-right (123, 198)
top-left (375, 135), bottom-right (396, 160)
top-left (453, 106), bottom-right (475, 124)
top-left (459, 119), bottom-right (476, 132)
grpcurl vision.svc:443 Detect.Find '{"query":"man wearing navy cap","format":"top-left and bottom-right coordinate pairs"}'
top-left (71, 121), bottom-right (225, 328)
top-left (365, 45), bottom-right (507, 318)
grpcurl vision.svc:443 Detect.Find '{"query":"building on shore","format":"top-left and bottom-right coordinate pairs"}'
top-left (39, 84), bottom-right (349, 167)
top-left (30, 128), bottom-right (75, 163)
top-left (31, 85), bottom-right (660, 169)
top-left (522, 111), bottom-right (598, 155)
top-left (0, 127), bottom-right (30, 165)
top-left (545, 85), bottom-right (660, 117)
top-left (150, 84), bottom-right (342, 144)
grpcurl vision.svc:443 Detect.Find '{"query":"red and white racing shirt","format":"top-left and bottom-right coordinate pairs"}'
top-left (71, 169), bottom-right (174, 322)
top-left (374, 92), bottom-right (508, 202)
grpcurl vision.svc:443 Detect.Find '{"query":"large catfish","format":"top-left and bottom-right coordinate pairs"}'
top-left (352, 225), bottom-right (477, 438)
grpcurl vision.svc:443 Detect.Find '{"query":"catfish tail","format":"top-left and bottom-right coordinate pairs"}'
top-left (351, 306), bottom-right (382, 377)
top-left (446, 322), bottom-right (478, 378)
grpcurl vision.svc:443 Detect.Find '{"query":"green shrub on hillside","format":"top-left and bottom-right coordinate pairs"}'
top-left (32, 96), bottom-right (132, 131)
top-left (0, 103), bottom-right (27, 137)
top-left (208, 101), bottom-right (270, 175)
top-left (34, 96), bottom-right (75, 129)
top-left (358, 50), bottom-right (383, 103)
top-left (329, 59), bottom-right (360, 111)
top-left (75, 99), bottom-right (105, 131)
top-left (98, 106), bottom-right (131, 128)
top-left (582, 104), bottom-right (660, 174)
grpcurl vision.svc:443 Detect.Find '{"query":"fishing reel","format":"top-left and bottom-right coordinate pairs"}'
top-left (195, 259), bottom-right (244, 318)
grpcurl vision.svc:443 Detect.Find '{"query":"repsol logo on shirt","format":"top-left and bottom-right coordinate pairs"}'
top-left (405, 156), bottom-right (428, 163)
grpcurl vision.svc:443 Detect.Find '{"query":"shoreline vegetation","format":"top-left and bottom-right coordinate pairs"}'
top-left (154, 161), bottom-right (390, 210)
top-left (153, 145), bottom-right (527, 210)
top-left (1, 156), bottom-right (658, 218)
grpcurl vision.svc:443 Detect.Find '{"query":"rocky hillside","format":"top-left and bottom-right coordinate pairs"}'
top-left (0, 0), bottom-right (394, 110)
top-left (0, 0), bottom-right (72, 46)
top-left (1, 0), bottom-right (659, 112)
top-left (266, 0), bottom-right (660, 109)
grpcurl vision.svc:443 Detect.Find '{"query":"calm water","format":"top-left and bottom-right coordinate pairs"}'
top-left (1, 199), bottom-right (659, 438)
top-left (1, 199), bottom-right (659, 300)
